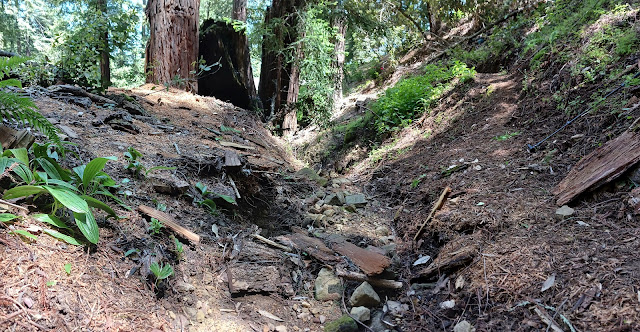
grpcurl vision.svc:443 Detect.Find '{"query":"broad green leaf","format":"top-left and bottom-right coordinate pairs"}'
top-left (72, 164), bottom-right (85, 181)
top-left (124, 248), bottom-right (139, 257)
top-left (36, 158), bottom-right (62, 180)
top-left (43, 229), bottom-right (82, 246)
top-left (0, 213), bottom-right (19, 222)
top-left (73, 211), bottom-right (99, 244)
top-left (33, 213), bottom-right (70, 230)
top-left (0, 157), bottom-right (20, 174)
top-left (35, 171), bottom-right (48, 183)
top-left (8, 148), bottom-right (29, 166)
top-left (64, 263), bottom-right (72, 274)
top-left (3, 185), bottom-right (45, 200)
top-left (216, 193), bottom-right (237, 204)
top-left (82, 157), bottom-right (117, 193)
top-left (150, 262), bottom-right (173, 280)
top-left (47, 179), bottom-right (80, 192)
top-left (12, 164), bottom-right (34, 183)
top-left (81, 195), bottom-right (116, 218)
top-left (43, 186), bottom-right (89, 213)
top-left (11, 229), bottom-right (37, 241)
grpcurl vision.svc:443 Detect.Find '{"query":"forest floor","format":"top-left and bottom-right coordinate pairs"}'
top-left (2, 13), bottom-right (640, 332)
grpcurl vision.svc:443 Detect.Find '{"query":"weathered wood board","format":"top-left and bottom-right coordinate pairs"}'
top-left (554, 131), bottom-right (640, 206)
top-left (276, 232), bottom-right (340, 263)
top-left (324, 234), bottom-right (391, 276)
top-left (138, 205), bottom-right (200, 243)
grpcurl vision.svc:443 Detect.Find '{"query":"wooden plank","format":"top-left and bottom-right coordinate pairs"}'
top-left (276, 233), bottom-right (340, 263)
top-left (0, 126), bottom-right (34, 149)
top-left (324, 234), bottom-right (391, 276)
top-left (554, 131), bottom-right (640, 206)
top-left (414, 186), bottom-right (450, 241)
top-left (219, 141), bottom-right (255, 150)
top-left (138, 205), bottom-right (200, 243)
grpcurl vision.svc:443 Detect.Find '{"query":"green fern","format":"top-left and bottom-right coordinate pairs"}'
top-left (0, 57), bottom-right (61, 147)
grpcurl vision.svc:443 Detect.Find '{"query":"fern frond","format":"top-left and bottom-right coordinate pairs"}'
top-left (0, 57), bottom-right (30, 79)
top-left (0, 90), bottom-right (61, 147)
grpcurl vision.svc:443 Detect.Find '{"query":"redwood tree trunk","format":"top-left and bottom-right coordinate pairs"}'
top-left (97, 0), bottom-right (110, 90)
top-left (145, 0), bottom-right (200, 92)
top-left (258, 0), bottom-right (305, 122)
top-left (232, 0), bottom-right (247, 21)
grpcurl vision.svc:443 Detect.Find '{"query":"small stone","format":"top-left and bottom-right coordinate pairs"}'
top-left (168, 310), bottom-right (176, 319)
top-left (439, 300), bottom-right (455, 309)
top-left (349, 306), bottom-right (370, 322)
top-left (315, 268), bottom-right (342, 301)
top-left (325, 194), bottom-right (342, 206)
top-left (349, 282), bottom-right (380, 307)
top-left (344, 194), bottom-right (367, 207)
top-left (295, 168), bottom-right (328, 186)
top-left (196, 310), bottom-right (205, 322)
top-left (22, 296), bottom-right (34, 308)
top-left (555, 205), bottom-right (575, 218)
top-left (453, 320), bottom-right (476, 332)
top-left (375, 226), bottom-right (390, 236)
top-left (386, 301), bottom-right (408, 317)
top-left (57, 125), bottom-right (79, 139)
top-left (175, 281), bottom-right (196, 292)
top-left (262, 325), bottom-right (270, 332)
top-left (319, 315), bottom-right (326, 324)
top-left (474, 165), bottom-right (482, 171)
top-left (324, 315), bottom-right (357, 332)
top-left (344, 205), bottom-right (357, 213)
top-left (323, 209), bottom-right (336, 217)
top-left (297, 312), bottom-right (311, 320)
top-left (300, 301), bottom-right (311, 308)
top-left (275, 325), bottom-right (287, 332)
top-left (455, 275), bottom-right (465, 290)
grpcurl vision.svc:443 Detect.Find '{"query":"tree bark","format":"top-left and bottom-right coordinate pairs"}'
top-left (232, 0), bottom-right (247, 21)
top-left (145, 0), bottom-right (200, 92)
top-left (258, 0), bottom-right (305, 123)
top-left (97, 0), bottom-right (111, 90)
top-left (331, 14), bottom-right (346, 109)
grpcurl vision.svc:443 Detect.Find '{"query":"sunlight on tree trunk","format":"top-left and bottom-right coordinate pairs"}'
top-left (145, 0), bottom-right (200, 92)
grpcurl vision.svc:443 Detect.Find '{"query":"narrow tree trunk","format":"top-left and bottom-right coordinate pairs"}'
top-left (145, 0), bottom-right (200, 92)
top-left (97, 0), bottom-right (110, 90)
top-left (332, 15), bottom-right (346, 109)
top-left (258, 0), bottom-right (304, 123)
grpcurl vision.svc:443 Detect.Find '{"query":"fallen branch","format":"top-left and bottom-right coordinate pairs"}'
top-left (0, 199), bottom-right (29, 212)
top-left (414, 186), bottom-right (451, 241)
top-left (251, 234), bottom-right (292, 252)
top-left (138, 205), bottom-right (200, 243)
top-left (48, 85), bottom-right (117, 105)
top-left (335, 267), bottom-right (403, 289)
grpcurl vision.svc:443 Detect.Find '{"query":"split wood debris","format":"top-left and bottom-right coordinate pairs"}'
top-left (137, 205), bottom-right (201, 243)
top-left (554, 130), bottom-right (640, 206)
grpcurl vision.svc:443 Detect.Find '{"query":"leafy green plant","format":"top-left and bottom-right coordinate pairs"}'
top-left (194, 181), bottom-right (236, 213)
top-left (493, 131), bottom-right (521, 141)
top-left (148, 217), bottom-right (163, 234)
top-left (1, 148), bottom-right (118, 244)
top-left (64, 263), bottom-right (72, 275)
top-left (0, 56), bottom-right (61, 146)
top-left (410, 174), bottom-right (427, 188)
top-left (172, 236), bottom-right (184, 260)
top-left (371, 61), bottom-right (475, 134)
top-left (124, 146), bottom-right (175, 178)
top-left (149, 262), bottom-right (173, 286)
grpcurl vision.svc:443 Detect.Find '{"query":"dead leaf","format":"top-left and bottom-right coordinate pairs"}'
top-left (413, 255), bottom-right (431, 266)
top-left (541, 274), bottom-right (555, 292)
top-left (258, 309), bottom-right (283, 322)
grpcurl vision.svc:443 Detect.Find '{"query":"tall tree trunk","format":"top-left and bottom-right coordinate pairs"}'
top-left (145, 0), bottom-right (200, 92)
top-left (426, 0), bottom-right (440, 36)
top-left (332, 14), bottom-right (346, 110)
top-left (97, 0), bottom-right (110, 90)
top-left (232, 0), bottom-right (246, 21)
top-left (258, 0), bottom-right (304, 124)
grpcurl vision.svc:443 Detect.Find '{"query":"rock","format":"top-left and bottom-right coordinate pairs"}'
top-left (439, 300), bottom-right (455, 309)
top-left (555, 205), bottom-right (575, 218)
top-left (324, 315), bottom-right (357, 332)
top-left (453, 320), bottom-right (476, 332)
top-left (57, 125), bottom-right (79, 139)
top-left (196, 310), bottom-right (205, 322)
top-left (380, 243), bottom-right (397, 256)
top-left (368, 310), bottom-right (387, 332)
top-left (345, 194), bottom-right (367, 207)
top-left (344, 205), bottom-right (357, 213)
top-left (332, 178), bottom-right (351, 186)
top-left (349, 306), bottom-right (370, 322)
top-left (349, 282), bottom-right (380, 307)
top-left (375, 226), bottom-right (390, 236)
top-left (455, 275), bottom-right (465, 290)
top-left (275, 325), bottom-right (287, 332)
top-left (325, 194), bottom-right (342, 206)
top-left (386, 301), bottom-right (408, 317)
top-left (336, 191), bottom-right (346, 205)
top-left (296, 168), bottom-right (328, 186)
top-left (319, 315), bottom-right (326, 324)
top-left (314, 268), bottom-right (342, 301)
top-left (175, 281), bottom-right (195, 292)
top-left (323, 208), bottom-right (336, 217)
top-left (151, 176), bottom-right (190, 196)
